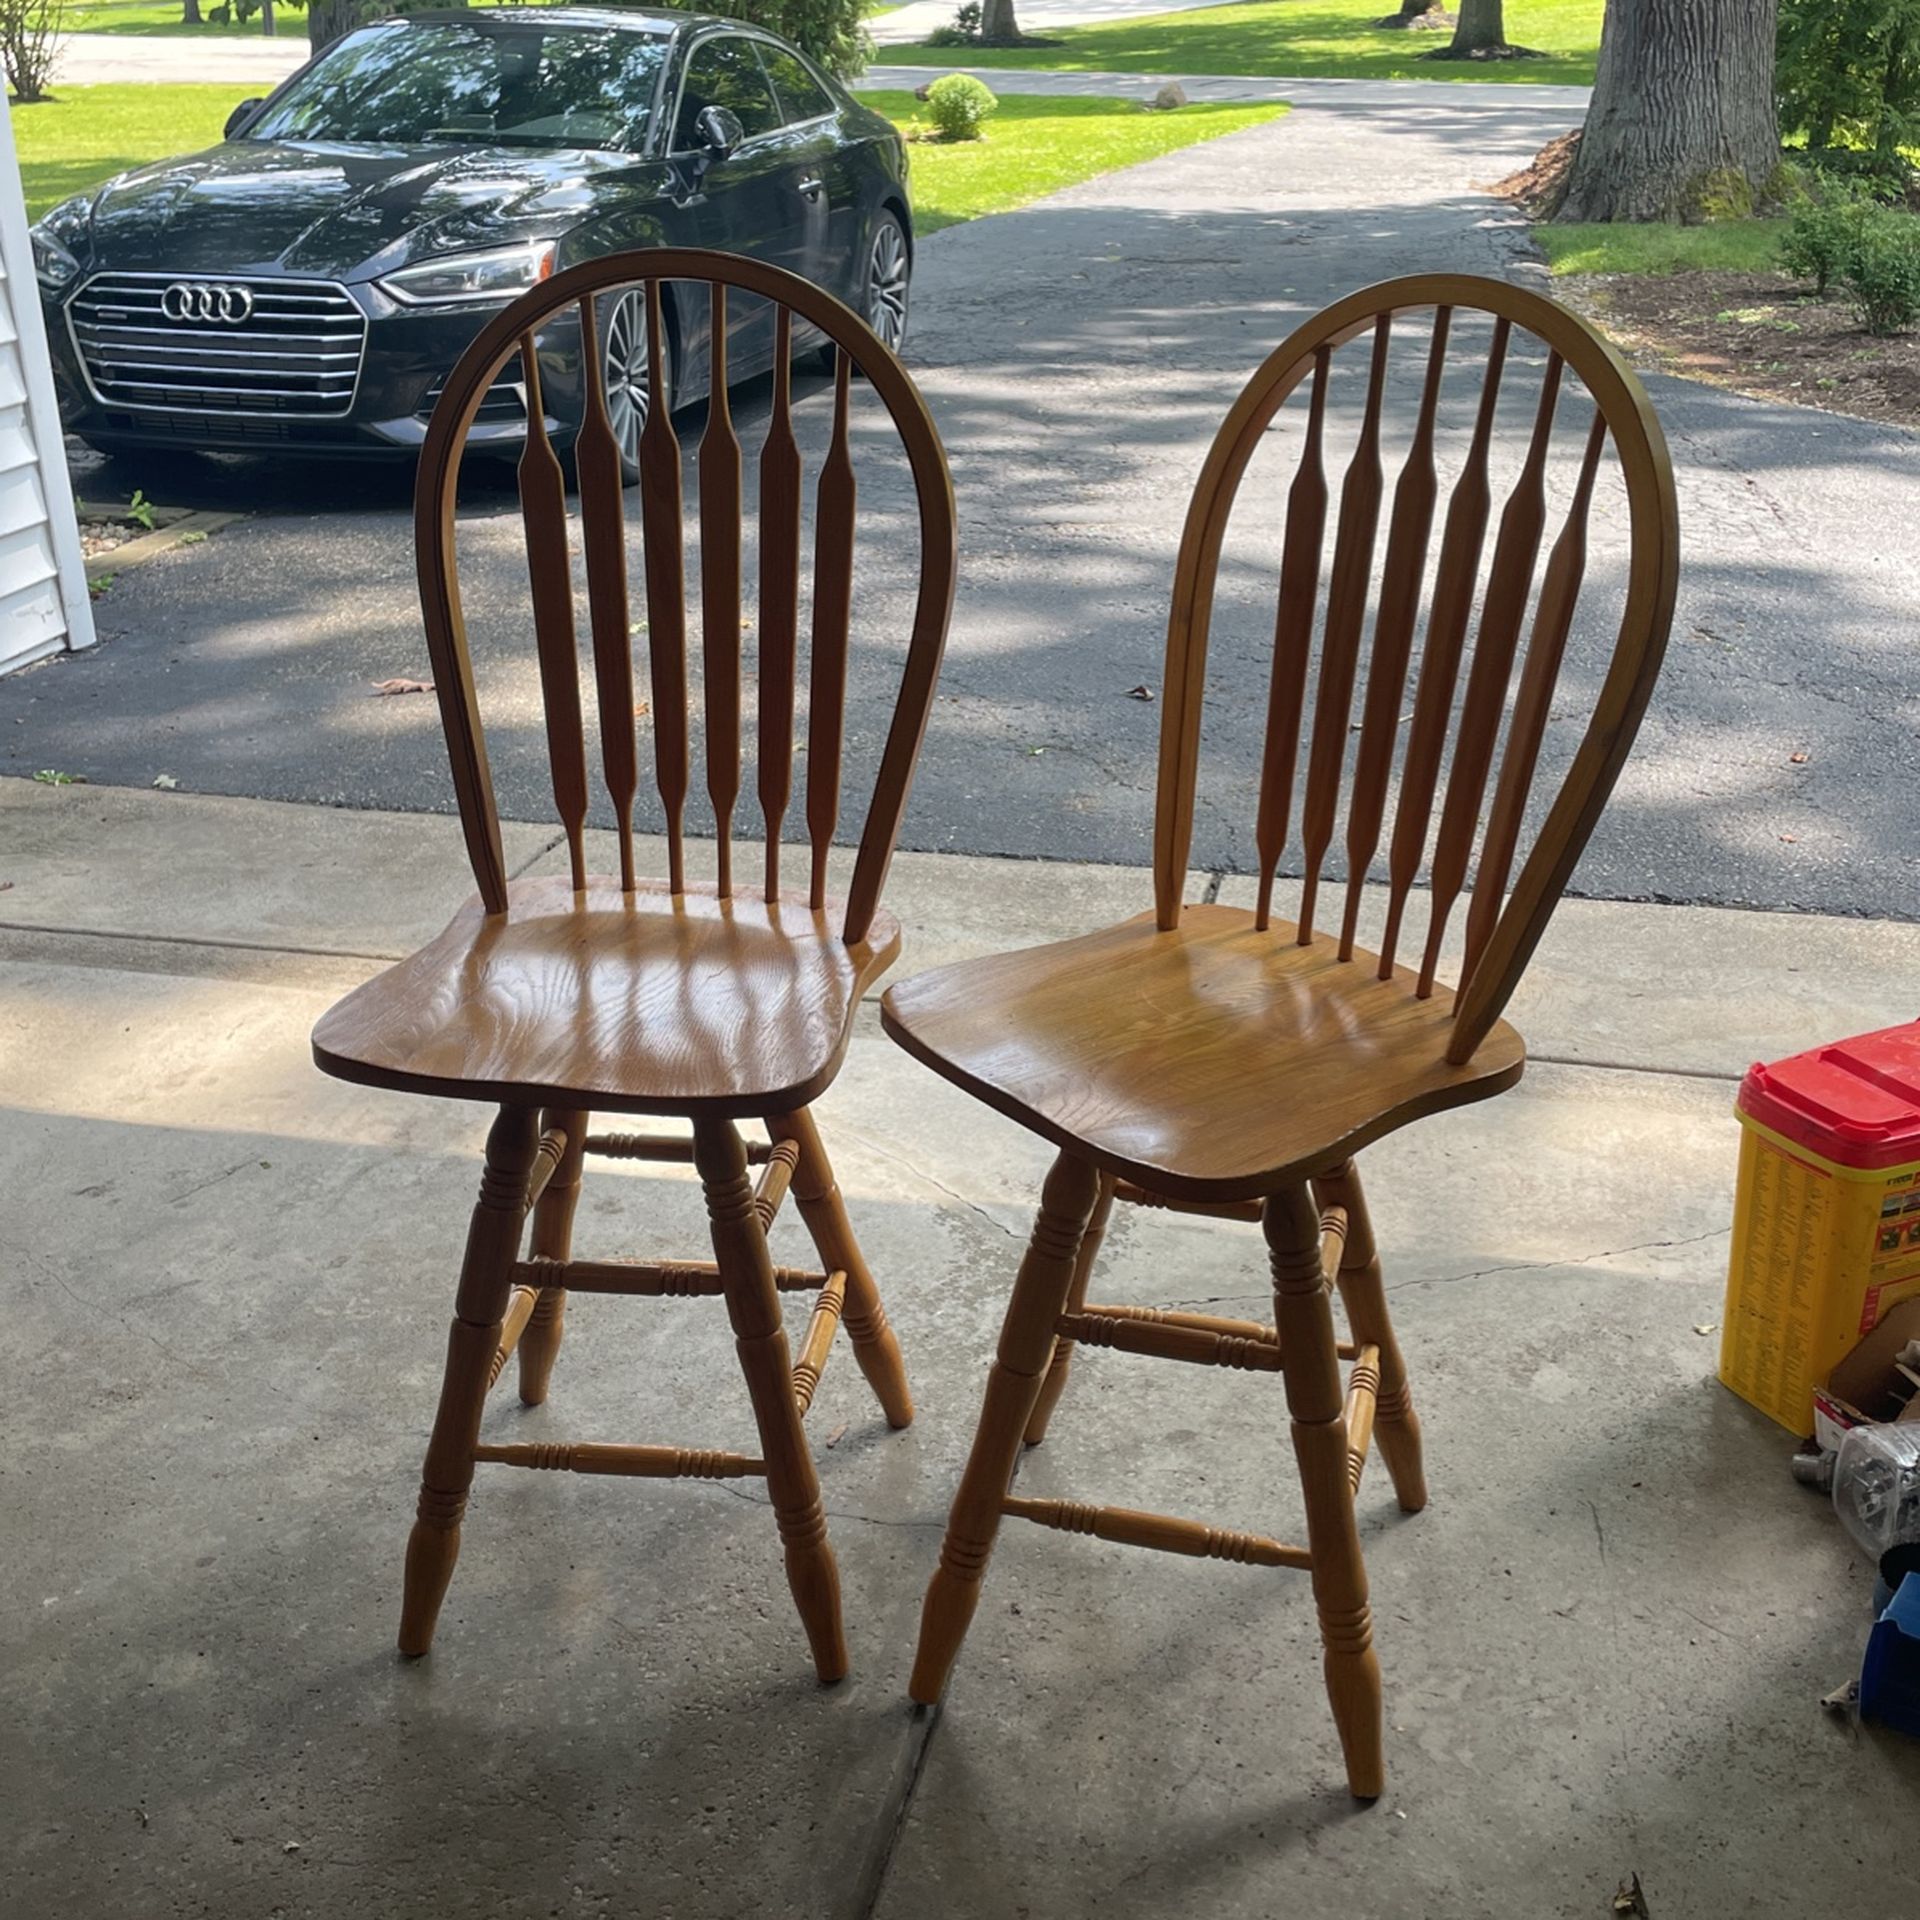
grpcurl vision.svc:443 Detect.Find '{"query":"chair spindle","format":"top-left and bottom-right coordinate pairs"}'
top-left (1460, 408), bottom-right (1608, 981)
top-left (516, 332), bottom-right (588, 892)
top-left (574, 295), bottom-right (638, 892)
top-left (1375, 317), bottom-right (1511, 981)
top-left (1418, 351), bottom-right (1564, 997)
top-left (759, 307), bottom-right (803, 903)
top-left (637, 279), bottom-right (689, 895)
top-left (700, 283), bottom-right (744, 898)
top-left (1253, 348), bottom-right (1330, 932)
top-left (1297, 316), bottom-right (1391, 946)
top-left (1338, 307), bottom-right (1451, 961)
top-left (807, 350), bottom-right (856, 913)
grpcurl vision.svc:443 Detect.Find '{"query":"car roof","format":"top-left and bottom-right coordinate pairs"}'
top-left (392, 7), bottom-right (735, 34)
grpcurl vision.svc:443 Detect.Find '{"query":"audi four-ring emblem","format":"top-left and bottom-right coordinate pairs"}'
top-left (160, 281), bottom-right (254, 324)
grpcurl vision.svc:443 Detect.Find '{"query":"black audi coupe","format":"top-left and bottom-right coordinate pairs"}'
top-left (30, 8), bottom-right (913, 473)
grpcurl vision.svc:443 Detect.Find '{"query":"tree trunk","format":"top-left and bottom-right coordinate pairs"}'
top-left (1448, 0), bottom-right (1507, 54)
top-left (261, 0), bottom-right (274, 35)
top-left (308, 0), bottom-right (367, 55)
top-left (1556, 0), bottom-right (1781, 222)
top-left (182, 0), bottom-right (202, 23)
top-left (979, 0), bottom-right (1020, 42)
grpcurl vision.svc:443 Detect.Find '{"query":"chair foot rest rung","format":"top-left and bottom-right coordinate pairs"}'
top-left (1344, 1344), bottom-right (1381, 1492)
top-left (473, 1442), bottom-right (765, 1479)
top-left (1319, 1206), bottom-right (1349, 1284)
top-left (1109, 1187), bottom-right (1349, 1286)
top-left (1070, 1302), bottom-right (1358, 1366)
top-left (1059, 1306), bottom-right (1283, 1372)
top-left (1113, 1181), bottom-right (1264, 1223)
top-left (514, 1257), bottom-right (827, 1297)
top-left (584, 1132), bottom-right (773, 1166)
top-left (1001, 1495), bottom-right (1310, 1569)
top-left (753, 1137), bottom-right (802, 1229)
top-left (523, 1125), bottom-right (571, 1211)
top-left (487, 1284), bottom-right (541, 1389)
top-left (792, 1271), bottom-right (847, 1415)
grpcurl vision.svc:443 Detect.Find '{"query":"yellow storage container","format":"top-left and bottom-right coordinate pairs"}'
top-left (1720, 1021), bottom-right (1920, 1434)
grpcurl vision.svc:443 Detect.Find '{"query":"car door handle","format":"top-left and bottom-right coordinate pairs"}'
top-left (797, 176), bottom-right (824, 197)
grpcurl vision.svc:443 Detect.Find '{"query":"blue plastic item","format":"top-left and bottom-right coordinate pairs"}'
top-left (1860, 1570), bottom-right (1920, 1737)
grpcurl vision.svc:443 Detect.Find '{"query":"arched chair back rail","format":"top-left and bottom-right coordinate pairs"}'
top-left (311, 249), bottom-right (954, 1686)
top-left (880, 275), bottom-right (1678, 1800)
top-left (414, 246), bottom-right (959, 943)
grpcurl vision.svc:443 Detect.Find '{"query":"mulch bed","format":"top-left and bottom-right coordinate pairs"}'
top-left (1553, 272), bottom-right (1920, 428)
top-left (1492, 134), bottom-right (1920, 429)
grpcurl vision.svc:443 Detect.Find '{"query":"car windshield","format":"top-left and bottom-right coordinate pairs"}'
top-left (243, 20), bottom-right (671, 152)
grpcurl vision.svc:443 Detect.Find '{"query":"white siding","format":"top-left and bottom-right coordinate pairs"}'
top-left (0, 91), bottom-right (95, 675)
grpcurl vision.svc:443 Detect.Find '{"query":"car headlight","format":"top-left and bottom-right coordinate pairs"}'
top-left (31, 224), bottom-right (80, 291)
top-left (377, 241), bottom-right (557, 307)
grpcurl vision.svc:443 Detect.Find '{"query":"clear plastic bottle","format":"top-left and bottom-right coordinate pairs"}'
top-left (1833, 1424), bottom-right (1920, 1559)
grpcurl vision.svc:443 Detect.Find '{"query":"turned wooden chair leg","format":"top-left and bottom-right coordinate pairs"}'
top-left (1023, 1171), bottom-right (1116, 1447)
top-left (910, 1149), bottom-right (1103, 1706)
top-left (694, 1115), bottom-right (849, 1683)
top-left (399, 1104), bottom-right (541, 1658)
top-left (518, 1106), bottom-right (588, 1407)
top-left (770, 1107), bottom-right (914, 1429)
top-left (1312, 1159), bottom-right (1427, 1514)
top-left (1267, 1182), bottom-right (1384, 1800)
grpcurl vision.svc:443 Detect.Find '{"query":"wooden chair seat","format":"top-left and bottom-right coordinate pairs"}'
top-left (314, 876), bottom-right (901, 1118)
top-left (882, 904), bottom-right (1524, 1205)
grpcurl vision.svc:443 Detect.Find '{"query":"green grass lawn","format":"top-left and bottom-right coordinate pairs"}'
top-left (868, 90), bottom-right (1285, 232)
top-left (16, 82), bottom-right (1283, 227)
top-left (1536, 220), bottom-right (1789, 276)
top-left (13, 84), bottom-right (238, 217)
top-left (888, 0), bottom-right (1602, 85)
top-left (64, 0), bottom-right (277, 35)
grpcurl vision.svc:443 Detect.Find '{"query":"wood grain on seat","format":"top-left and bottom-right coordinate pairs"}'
top-left (315, 877), bottom-right (900, 1118)
top-left (882, 905), bottom-right (1523, 1204)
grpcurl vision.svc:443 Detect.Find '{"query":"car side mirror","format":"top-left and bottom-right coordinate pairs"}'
top-left (695, 105), bottom-right (744, 159)
top-left (224, 98), bottom-right (264, 140)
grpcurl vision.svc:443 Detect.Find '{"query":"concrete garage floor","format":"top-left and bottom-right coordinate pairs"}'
top-left (4, 778), bottom-right (1919, 1917)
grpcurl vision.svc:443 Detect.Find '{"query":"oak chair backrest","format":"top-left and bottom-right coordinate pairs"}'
top-left (415, 247), bottom-right (958, 947)
top-left (1154, 273), bottom-right (1679, 1063)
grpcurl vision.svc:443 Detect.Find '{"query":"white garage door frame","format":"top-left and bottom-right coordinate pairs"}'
top-left (0, 88), bottom-right (95, 676)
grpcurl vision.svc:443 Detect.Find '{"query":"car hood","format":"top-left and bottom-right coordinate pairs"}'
top-left (73, 139), bottom-right (662, 278)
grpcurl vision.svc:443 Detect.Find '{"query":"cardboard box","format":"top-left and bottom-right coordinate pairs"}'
top-left (1811, 1297), bottom-right (1920, 1453)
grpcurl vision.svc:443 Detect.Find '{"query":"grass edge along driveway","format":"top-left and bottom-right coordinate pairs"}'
top-left (13, 82), bottom-right (1285, 227)
top-left (883, 0), bottom-right (1602, 86)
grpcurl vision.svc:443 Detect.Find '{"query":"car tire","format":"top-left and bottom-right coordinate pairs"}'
top-left (585, 284), bottom-right (671, 488)
top-left (807, 210), bottom-right (910, 371)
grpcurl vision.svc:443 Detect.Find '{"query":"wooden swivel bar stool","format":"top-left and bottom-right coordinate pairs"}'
top-left (311, 251), bottom-right (957, 1681)
top-left (884, 275), bottom-right (1679, 1793)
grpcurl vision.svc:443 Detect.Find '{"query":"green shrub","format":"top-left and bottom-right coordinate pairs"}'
top-left (925, 73), bottom-right (998, 141)
top-left (1780, 189), bottom-right (1879, 294)
top-left (927, 1), bottom-right (980, 43)
top-left (1843, 212), bottom-right (1920, 333)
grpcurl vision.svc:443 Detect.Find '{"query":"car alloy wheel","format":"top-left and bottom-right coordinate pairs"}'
top-left (601, 286), bottom-right (666, 477)
top-left (865, 216), bottom-right (909, 352)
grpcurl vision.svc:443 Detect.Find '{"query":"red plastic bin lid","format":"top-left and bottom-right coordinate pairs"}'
top-left (1738, 1020), bottom-right (1920, 1170)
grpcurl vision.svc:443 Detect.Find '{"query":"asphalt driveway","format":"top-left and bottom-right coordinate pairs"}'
top-left (8, 82), bottom-right (1915, 920)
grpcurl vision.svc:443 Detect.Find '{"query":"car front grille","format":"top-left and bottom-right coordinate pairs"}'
top-left (68, 273), bottom-right (367, 418)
